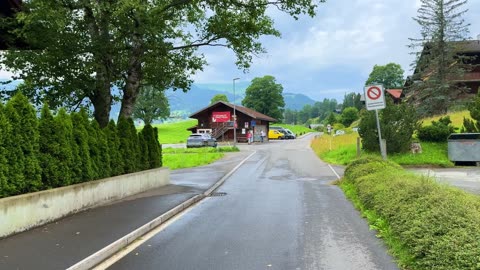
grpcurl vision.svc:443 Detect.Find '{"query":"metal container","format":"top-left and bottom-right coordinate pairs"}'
top-left (447, 133), bottom-right (480, 162)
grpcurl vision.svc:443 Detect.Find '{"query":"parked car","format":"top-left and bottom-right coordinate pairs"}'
top-left (283, 129), bottom-right (296, 139)
top-left (270, 126), bottom-right (295, 139)
top-left (186, 133), bottom-right (217, 148)
top-left (268, 129), bottom-right (284, 140)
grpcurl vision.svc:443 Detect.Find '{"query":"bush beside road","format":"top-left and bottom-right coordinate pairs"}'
top-left (341, 157), bottom-right (480, 270)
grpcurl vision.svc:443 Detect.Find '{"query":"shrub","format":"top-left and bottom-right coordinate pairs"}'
top-left (0, 103), bottom-right (11, 197)
top-left (359, 100), bottom-right (419, 153)
top-left (341, 107), bottom-right (359, 127)
top-left (39, 104), bottom-right (72, 188)
top-left (106, 120), bottom-right (124, 176)
top-left (71, 109), bottom-right (94, 183)
top-left (56, 108), bottom-right (80, 184)
top-left (343, 157), bottom-right (480, 270)
top-left (462, 91), bottom-right (480, 132)
top-left (4, 93), bottom-right (42, 193)
top-left (417, 116), bottom-right (454, 142)
top-left (90, 120), bottom-right (111, 179)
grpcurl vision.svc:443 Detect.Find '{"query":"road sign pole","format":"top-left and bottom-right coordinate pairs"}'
top-left (375, 109), bottom-right (387, 160)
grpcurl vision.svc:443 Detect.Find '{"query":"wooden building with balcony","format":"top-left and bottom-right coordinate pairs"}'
top-left (188, 101), bottom-right (277, 142)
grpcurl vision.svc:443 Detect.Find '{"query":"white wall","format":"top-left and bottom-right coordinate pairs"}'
top-left (0, 168), bottom-right (169, 238)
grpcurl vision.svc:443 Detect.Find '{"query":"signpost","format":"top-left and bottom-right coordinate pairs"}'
top-left (364, 85), bottom-right (387, 160)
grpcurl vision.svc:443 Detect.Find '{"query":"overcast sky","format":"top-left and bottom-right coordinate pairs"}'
top-left (194, 0), bottom-right (480, 102)
top-left (1, 0), bottom-right (480, 102)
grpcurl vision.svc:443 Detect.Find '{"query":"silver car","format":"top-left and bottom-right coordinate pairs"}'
top-left (186, 133), bottom-right (218, 148)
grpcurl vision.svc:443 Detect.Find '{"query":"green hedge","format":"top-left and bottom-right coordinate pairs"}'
top-left (0, 94), bottom-right (163, 198)
top-left (342, 157), bottom-right (480, 270)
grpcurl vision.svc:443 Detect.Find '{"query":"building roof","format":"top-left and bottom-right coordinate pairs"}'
top-left (386, 89), bottom-right (403, 99)
top-left (189, 101), bottom-right (277, 122)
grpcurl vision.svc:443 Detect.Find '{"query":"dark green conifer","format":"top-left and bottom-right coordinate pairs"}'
top-left (0, 103), bottom-right (12, 197)
top-left (91, 120), bottom-right (111, 179)
top-left (71, 109), bottom-right (94, 182)
top-left (118, 117), bottom-right (136, 173)
top-left (154, 127), bottom-right (163, 167)
top-left (39, 104), bottom-right (64, 188)
top-left (54, 108), bottom-right (75, 185)
top-left (4, 94), bottom-right (42, 193)
top-left (106, 120), bottom-right (124, 176)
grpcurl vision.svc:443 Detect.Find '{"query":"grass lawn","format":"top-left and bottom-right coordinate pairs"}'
top-left (311, 133), bottom-right (453, 167)
top-left (162, 146), bottom-right (239, 169)
top-left (150, 119), bottom-right (197, 144)
top-left (421, 110), bottom-right (470, 128)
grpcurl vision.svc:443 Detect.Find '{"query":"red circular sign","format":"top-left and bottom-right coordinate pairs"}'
top-left (367, 86), bottom-right (382, 100)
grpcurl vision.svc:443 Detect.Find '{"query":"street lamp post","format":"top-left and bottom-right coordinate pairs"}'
top-left (233, 77), bottom-right (240, 146)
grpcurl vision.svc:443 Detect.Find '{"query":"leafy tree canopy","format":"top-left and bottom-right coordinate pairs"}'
top-left (365, 63), bottom-right (405, 89)
top-left (242, 75), bottom-right (285, 121)
top-left (210, 94), bottom-right (229, 104)
top-left (133, 85), bottom-right (170, 125)
top-left (1, 0), bottom-right (322, 128)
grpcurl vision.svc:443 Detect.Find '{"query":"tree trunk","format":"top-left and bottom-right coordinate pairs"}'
top-left (91, 79), bottom-right (112, 128)
top-left (119, 47), bottom-right (143, 120)
top-left (119, 23), bottom-right (143, 120)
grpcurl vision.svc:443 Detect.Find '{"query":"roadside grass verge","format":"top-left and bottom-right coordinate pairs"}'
top-left (311, 134), bottom-right (453, 167)
top-left (162, 146), bottom-right (239, 169)
top-left (341, 157), bottom-right (480, 270)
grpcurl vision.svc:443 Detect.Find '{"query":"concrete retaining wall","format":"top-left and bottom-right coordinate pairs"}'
top-left (0, 168), bottom-right (170, 238)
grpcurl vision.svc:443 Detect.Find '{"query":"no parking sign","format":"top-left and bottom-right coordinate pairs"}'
top-left (364, 85), bottom-right (386, 111)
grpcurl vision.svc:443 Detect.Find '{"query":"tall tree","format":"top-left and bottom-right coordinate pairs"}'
top-left (133, 85), bottom-right (170, 125)
top-left (1, 0), bottom-right (322, 128)
top-left (4, 93), bottom-right (42, 193)
top-left (408, 0), bottom-right (470, 116)
top-left (39, 104), bottom-right (71, 188)
top-left (210, 94), bottom-right (229, 104)
top-left (365, 63), bottom-right (405, 89)
top-left (242, 75), bottom-right (285, 121)
top-left (0, 103), bottom-right (11, 197)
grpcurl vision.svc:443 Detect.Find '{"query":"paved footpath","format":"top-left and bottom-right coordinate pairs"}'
top-left (0, 150), bottom-right (254, 270)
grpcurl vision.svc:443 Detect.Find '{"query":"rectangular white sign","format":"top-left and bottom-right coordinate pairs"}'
top-left (364, 85), bottom-right (386, 111)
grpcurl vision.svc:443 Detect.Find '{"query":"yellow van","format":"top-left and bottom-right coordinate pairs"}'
top-left (268, 129), bottom-right (284, 140)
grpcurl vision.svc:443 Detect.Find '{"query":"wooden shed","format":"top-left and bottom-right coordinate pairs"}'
top-left (188, 101), bottom-right (277, 142)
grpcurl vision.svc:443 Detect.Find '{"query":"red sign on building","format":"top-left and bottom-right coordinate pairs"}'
top-left (212, 111), bottom-right (231, 122)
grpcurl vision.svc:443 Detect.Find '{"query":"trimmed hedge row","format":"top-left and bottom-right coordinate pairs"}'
top-left (0, 94), bottom-right (162, 198)
top-left (342, 157), bottom-right (480, 270)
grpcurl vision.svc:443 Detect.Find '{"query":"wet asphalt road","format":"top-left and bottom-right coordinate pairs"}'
top-left (110, 135), bottom-right (399, 270)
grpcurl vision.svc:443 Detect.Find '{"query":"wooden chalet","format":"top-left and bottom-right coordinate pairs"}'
top-left (405, 39), bottom-right (480, 100)
top-left (188, 101), bottom-right (277, 142)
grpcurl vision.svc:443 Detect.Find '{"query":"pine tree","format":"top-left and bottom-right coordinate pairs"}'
top-left (54, 108), bottom-right (75, 186)
top-left (408, 0), bottom-right (471, 116)
top-left (39, 104), bottom-right (63, 188)
top-left (71, 109), bottom-right (94, 182)
top-left (91, 120), bottom-right (111, 179)
top-left (0, 103), bottom-right (12, 197)
top-left (4, 93), bottom-right (42, 193)
top-left (106, 120), bottom-right (124, 176)
top-left (154, 127), bottom-right (163, 167)
top-left (118, 117), bottom-right (137, 173)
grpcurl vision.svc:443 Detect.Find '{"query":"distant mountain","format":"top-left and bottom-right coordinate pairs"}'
top-left (1, 80), bottom-right (317, 118)
top-left (283, 92), bottom-right (316, 111)
top-left (167, 84), bottom-right (317, 114)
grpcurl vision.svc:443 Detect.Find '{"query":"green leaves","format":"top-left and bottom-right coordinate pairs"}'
top-left (365, 63), bottom-right (405, 89)
top-left (242, 75), bottom-right (285, 121)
